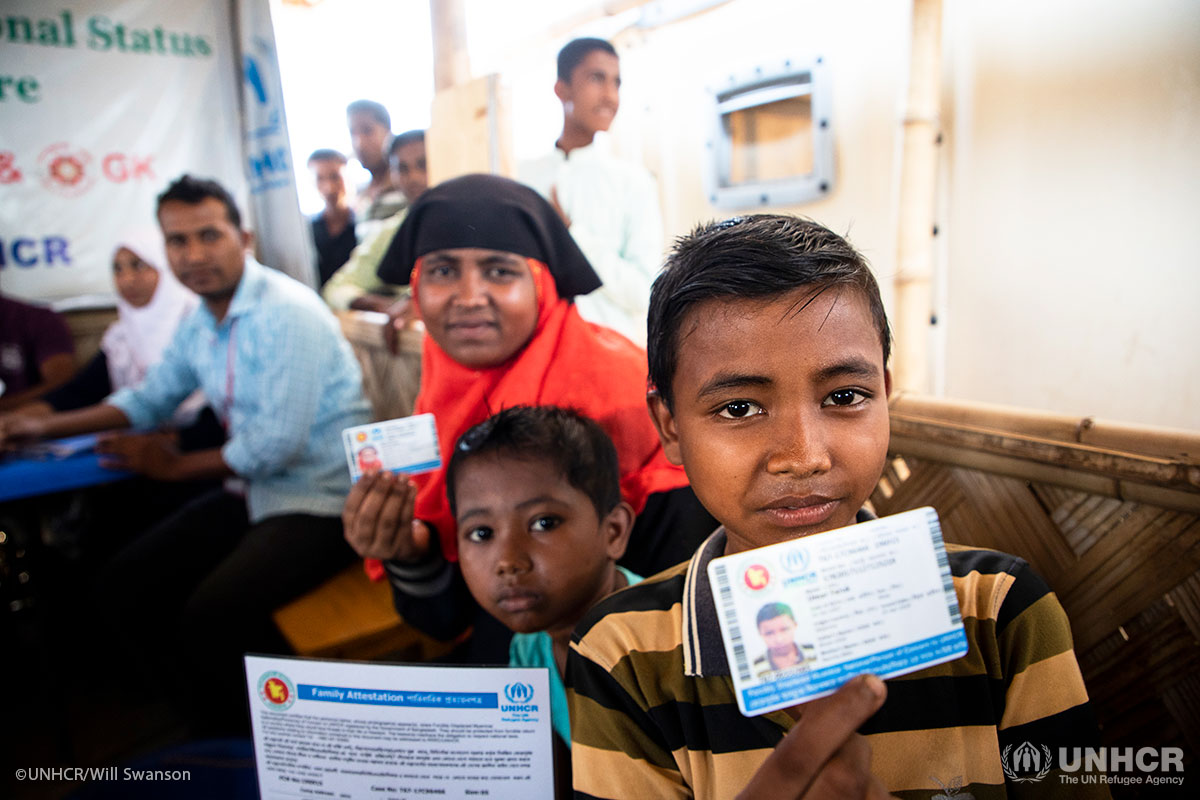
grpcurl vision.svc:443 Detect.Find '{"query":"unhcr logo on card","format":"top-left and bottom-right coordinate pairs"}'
top-left (781, 546), bottom-right (817, 588)
top-left (500, 682), bottom-right (539, 723)
top-left (783, 548), bottom-right (809, 573)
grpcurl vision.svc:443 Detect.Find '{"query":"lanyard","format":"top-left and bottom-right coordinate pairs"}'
top-left (218, 317), bottom-right (247, 497)
top-left (222, 318), bottom-right (238, 430)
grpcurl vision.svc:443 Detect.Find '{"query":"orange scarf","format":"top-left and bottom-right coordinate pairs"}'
top-left (364, 258), bottom-right (688, 579)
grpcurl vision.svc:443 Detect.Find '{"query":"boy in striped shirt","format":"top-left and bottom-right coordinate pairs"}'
top-left (567, 215), bottom-right (1105, 799)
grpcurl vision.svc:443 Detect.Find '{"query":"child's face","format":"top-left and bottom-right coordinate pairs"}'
top-left (417, 248), bottom-right (539, 369)
top-left (648, 287), bottom-right (891, 555)
top-left (455, 454), bottom-right (631, 636)
top-left (759, 615), bottom-right (797, 657)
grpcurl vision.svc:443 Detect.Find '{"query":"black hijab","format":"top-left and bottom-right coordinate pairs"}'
top-left (376, 173), bottom-right (602, 298)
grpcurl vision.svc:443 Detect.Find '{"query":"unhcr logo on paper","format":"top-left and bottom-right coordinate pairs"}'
top-left (502, 682), bottom-right (538, 712)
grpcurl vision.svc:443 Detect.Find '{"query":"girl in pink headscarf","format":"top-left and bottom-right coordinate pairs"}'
top-left (26, 231), bottom-right (203, 422)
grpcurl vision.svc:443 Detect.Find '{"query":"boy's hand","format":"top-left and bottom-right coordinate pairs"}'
top-left (736, 675), bottom-right (893, 800)
top-left (343, 470), bottom-right (430, 561)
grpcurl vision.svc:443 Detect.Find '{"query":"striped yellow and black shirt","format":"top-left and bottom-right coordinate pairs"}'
top-left (567, 528), bottom-right (1107, 799)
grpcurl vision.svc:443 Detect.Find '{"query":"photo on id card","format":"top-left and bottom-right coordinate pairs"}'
top-left (341, 413), bottom-right (441, 483)
top-left (707, 506), bottom-right (968, 717)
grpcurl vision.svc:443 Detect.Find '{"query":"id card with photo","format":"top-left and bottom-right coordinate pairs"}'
top-left (708, 506), bottom-right (967, 716)
top-left (342, 413), bottom-right (441, 483)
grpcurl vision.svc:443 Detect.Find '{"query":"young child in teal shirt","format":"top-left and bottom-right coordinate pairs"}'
top-left (445, 406), bottom-right (641, 753)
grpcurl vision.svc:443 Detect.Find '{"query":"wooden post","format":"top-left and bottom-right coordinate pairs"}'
top-left (426, 0), bottom-right (514, 182)
top-left (429, 0), bottom-right (470, 91)
top-left (893, 0), bottom-right (943, 393)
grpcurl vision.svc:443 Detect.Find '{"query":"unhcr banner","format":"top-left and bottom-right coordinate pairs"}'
top-left (236, 0), bottom-right (314, 289)
top-left (0, 0), bottom-right (311, 305)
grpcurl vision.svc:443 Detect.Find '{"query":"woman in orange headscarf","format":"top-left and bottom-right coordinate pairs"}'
top-left (342, 174), bottom-right (714, 660)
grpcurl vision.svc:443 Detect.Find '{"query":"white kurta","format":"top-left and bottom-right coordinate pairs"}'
top-left (518, 137), bottom-right (663, 346)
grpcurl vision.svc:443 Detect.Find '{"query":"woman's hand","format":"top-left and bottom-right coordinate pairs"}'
top-left (342, 470), bottom-right (432, 561)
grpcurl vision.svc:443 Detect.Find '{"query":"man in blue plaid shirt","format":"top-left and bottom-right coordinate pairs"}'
top-left (0, 174), bottom-right (371, 734)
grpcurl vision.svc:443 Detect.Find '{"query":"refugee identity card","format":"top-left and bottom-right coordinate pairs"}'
top-left (708, 506), bottom-right (967, 716)
top-left (342, 412), bottom-right (441, 483)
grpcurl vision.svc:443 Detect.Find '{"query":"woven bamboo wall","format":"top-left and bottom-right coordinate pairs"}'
top-left (872, 394), bottom-right (1200, 776)
top-left (338, 311), bottom-right (424, 421)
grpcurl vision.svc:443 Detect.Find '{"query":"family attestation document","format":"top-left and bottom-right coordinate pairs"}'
top-left (244, 655), bottom-right (553, 798)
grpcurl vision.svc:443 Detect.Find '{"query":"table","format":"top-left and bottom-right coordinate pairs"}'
top-left (0, 434), bottom-right (132, 502)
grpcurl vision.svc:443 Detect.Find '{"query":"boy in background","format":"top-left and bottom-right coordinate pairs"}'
top-left (306, 148), bottom-right (356, 288)
top-left (346, 99), bottom-right (405, 236)
top-left (567, 215), bottom-right (1104, 798)
top-left (321, 130), bottom-right (429, 345)
top-left (518, 37), bottom-right (661, 345)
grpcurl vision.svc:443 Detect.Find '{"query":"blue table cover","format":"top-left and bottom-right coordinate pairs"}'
top-left (0, 435), bottom-right (132, 502)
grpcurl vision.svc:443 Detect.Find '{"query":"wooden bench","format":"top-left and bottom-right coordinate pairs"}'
top-left (273, 560), bottom-right (453, 661)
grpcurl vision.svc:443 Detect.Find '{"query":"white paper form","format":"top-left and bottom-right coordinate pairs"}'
top-left (708, 506), bottom-right (967, 716)
top-left (245, 655), bottom-right (553, 799)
